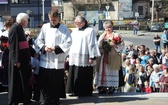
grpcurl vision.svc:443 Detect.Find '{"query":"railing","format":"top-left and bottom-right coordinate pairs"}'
top-left (114, 25), bottom-right (149, 31)
top-left (24, 28), bottom-right (41, 37)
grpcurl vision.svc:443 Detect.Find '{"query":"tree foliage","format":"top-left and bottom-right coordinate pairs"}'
top-left (65, 0), bottom-right (114, 17)
top-left (96, 0), bottom-right (113, 11)
top-left (162, 0), bottom-right (168, 12)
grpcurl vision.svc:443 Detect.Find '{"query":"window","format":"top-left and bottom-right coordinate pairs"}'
top-left (20, 0), bottom-right (29, 3)
top-left (11, 0), bottom-right (29, 4)
top-left (138, 6), bottom-right (143, 15)
top-left (11, 0), bottom-right (18, 3)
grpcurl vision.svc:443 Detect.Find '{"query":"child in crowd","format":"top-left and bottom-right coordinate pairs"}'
top-left (124, 64), bottom-right (136, 92)
top-left (143, 81), bottom-right (152, 93)
top-left (31, 54), bottom-right (40, 102)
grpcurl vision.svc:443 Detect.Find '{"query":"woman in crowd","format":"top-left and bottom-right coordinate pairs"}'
top-left (159, 67), bottom-right (168, 92)
top-left (135, 58), bottom-right (142, 71)
top-left (162, 52), bottom-right (168, 64)
top-left (146, 67), bottom-right (153, 81)
top-left (136, 65), bottom-right (147, 92)
top-left (94, 20), bottom-right (125, 94)
top-left (149, 64), bottom-right (162, 92)
top-left (159, 48), bottom-right (166, 64)
top-left (139, 50), bottom-right (149, 67)
top-left (122, 58), bottom-right (131, 78)
top-left (145, 58), bottom-right (154, 70)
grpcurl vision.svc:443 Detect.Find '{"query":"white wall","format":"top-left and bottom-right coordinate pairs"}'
top-left (109, 1), bottom-right (118, 20)
top-left (133, 2), bottom-right (147, 19)
top-left (63, 3), bottom-right (75, 21)
top-left (63, 1), bottom-right (119, 21)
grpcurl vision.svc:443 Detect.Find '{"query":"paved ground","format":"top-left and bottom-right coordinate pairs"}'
top-left (1, 92), bottom-right (168, 105)
top-left (0, 29), bottom-right (165, 105)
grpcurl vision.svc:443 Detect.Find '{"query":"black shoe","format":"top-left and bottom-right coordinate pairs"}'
top-left (98, 90), bottom-right (106, 94)
top-left (98, 87), bottom-right (106, 94)
top-left (54, 102), bottom-right (60, 105)
top-left (54, 99), bottom-right (60, 105)
top-left (69, 94), bottom-right (77, 97)
top-left (8, 103), bottom-right (19, 105)
top-left (32, 98), bottom-right (39, 102)
top-left (108, 90), bottom-right (114, 94)
top-left (108, 87), bottom-right (114, 94)
top-left (24, 100), bottom-right (33, 105)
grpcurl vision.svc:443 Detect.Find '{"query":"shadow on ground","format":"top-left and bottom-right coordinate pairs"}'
top-left (60, 97), bottom-right (148, 105)
top-left (0, 92), bottom-right (151, 105)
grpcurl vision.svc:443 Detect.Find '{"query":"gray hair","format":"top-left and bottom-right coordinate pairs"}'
top-left (75, 15), bottom-right (86, 23)
top-left (103, 21), bottom-right (113, 29)
top-left (16, 13), bottom-right (29, 23)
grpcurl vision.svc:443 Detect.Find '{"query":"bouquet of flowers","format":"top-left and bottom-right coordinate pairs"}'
top-left (112, 36), bottom-right (122, 44)
top-left (102, 39), bottom-right (112, 53)
top-left (102, 36), bottom-right (122, 52)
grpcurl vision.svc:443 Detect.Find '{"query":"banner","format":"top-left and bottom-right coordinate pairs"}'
top-left (0, 0), bottom-right (8, 4)
top-left (118, 12), bottom-right (133, 18)
top-left (119, 0), bottom-right (132, 12)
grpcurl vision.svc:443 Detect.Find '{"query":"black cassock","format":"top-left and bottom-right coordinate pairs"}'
top-left (8, 23), bottom-right (32, 104)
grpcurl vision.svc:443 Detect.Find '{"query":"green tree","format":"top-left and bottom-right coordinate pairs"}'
top-left (155, 2), bottom-right (160, 22)
top-left (96, 0), bottom-right (113, 11)
top-left (63, 0), bottom-right (114, 17)
top-left (162, 0), bottom-right (168, 12)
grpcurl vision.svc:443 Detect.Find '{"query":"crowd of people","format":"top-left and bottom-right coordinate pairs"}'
top-left (0, 10), bottom-right (168, 105)
top-left (121, 44), bottom-right (168, 93)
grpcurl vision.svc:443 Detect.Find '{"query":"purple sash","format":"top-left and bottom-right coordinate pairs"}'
top-left (19, 41), bottom-right (29, 49)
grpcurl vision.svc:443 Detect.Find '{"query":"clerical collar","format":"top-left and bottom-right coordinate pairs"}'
top-left (50, 23), bottom-right (60, 28)
top-left (16, 23), bottom-right (24, 31)
top-left (79, 24), bottom-right (88, 31)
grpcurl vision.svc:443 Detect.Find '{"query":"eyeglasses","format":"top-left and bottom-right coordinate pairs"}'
top-left (74, 21), bottom-right (82, 24)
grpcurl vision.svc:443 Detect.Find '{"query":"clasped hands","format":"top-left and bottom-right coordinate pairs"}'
top-left (14, 62), bottom-right (20, 68)
top-left (89, 59), bottom-right (93, 64)
top-left (109, 41), bottom-right (124, 46)
top-left (109, 42), bottom-right (116, 46)
top-left (45, 46), bottom-right (55, 52)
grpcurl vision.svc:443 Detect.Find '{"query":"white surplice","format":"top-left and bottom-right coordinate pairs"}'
top-left (1, 30), bottom-right (9, 37)
top-left (34, 23), bottom-right (72, 69)
top-left (69, 27), bottom-right (100, 67)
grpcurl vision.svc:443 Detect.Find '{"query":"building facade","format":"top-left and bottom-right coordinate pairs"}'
top-left (0, 0), bottom-right (51, 28)
top-left (63, 0), bottom-right (152, 21)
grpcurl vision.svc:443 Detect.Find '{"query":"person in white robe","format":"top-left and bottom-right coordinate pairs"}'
top-left (34, 10), bottom-right (72, 105)
top-left (94, 21), bottom-right (125, 94)
top-left (66, 15), bottom-right (100, 97)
